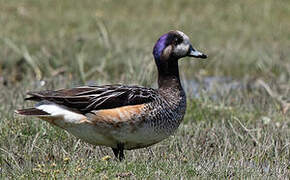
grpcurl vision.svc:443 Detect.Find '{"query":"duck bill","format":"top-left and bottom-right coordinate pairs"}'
top-left (187, 45), bottom-right (207, 59)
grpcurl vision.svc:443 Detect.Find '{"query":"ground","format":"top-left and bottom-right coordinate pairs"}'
top-left (0, 0), bottom-right (289, 179)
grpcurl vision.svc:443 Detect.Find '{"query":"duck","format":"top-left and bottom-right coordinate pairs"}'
top-left (16, 30), bottom-right (207, 161)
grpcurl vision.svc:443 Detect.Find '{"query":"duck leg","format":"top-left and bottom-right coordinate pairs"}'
top-left (112, 143), bottom-right (125, 161)
top-left (112, 148), bottom-right (119, 159)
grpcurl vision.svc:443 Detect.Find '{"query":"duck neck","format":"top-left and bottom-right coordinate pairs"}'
top-left (156, 58), bottom-right (182, 91)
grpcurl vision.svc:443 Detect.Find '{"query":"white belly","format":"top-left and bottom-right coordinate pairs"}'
top-left (65, 121), bottom-right (169, 150)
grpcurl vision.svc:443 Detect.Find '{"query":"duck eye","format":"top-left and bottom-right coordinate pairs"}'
top-left (174, 38), bottom-right (179, 45)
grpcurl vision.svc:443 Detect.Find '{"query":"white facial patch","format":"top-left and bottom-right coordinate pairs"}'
top-left (173, 31), bottom-right (191, 57)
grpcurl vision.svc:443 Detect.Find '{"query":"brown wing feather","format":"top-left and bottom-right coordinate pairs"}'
top-left (25, 84), bottom-right (159, 114)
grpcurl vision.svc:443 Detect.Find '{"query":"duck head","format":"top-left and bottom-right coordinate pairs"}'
top-left (153, 30), bottom-right (207, 63)
top-left (153, 31), bottom-right (207, 88)
top-left (153, 31), bottom-right (207, 85)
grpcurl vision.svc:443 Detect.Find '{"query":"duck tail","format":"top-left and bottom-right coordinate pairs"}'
top-left (15, 108), bottom-right (50, 116)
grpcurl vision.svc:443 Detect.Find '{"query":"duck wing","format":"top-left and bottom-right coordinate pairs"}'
top-left (25, 84), bottom-right (159, 114)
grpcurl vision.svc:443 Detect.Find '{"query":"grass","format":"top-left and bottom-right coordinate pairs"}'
top-left (0, 0), bottom-right (289, 179)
